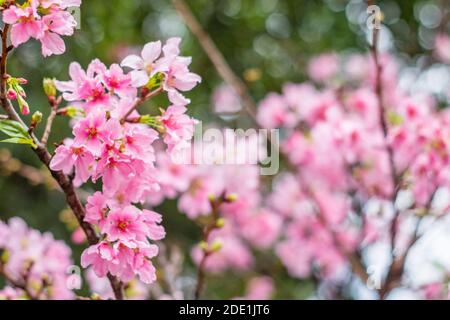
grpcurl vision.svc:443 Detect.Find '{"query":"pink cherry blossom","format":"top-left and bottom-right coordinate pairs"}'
top-left (121, 41), bottom-right (164, 87)
top-left (2, 0), bottom-right (81, 56)
top-left (103, 206), bottom-right (147, 242)
top-left (159, 105), bottom-right (198, 155)
top-left (50, 139), bottom-right (96, 187)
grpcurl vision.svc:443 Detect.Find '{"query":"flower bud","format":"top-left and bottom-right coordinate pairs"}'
top-left (91, 293), bottom-right (102, 300)
top-left (225, 193), bottom-right (238, 203)
top-left (17, 96), bottom-right (30, 115)
top-left (215, 218), bottom-right (225, 228)
top-left (17, 78), bottom-right (28, 85)
top-left (31, 111), bottom-right (43, 126)
top-left (210, 240), bottom-right (222, 253)
top-left (6, 88), bottom-right (17, 100)
top-left (0, 249), bottom-right (9, 264)
top-left (43, 78), bottom-right (57, 98)
top-left (199, 241), bottom-right (209, 252)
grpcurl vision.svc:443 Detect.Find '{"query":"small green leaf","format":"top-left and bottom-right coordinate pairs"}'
top-left (0, 119), bottom-right (37, 148)
top-left (1, 137), bottom-right (37, 149)
top-left (0, 119), bottom-right (28, 136)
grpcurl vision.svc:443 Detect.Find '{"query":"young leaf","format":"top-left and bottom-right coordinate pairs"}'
top-left (0, 119), bottom-right (37, 149)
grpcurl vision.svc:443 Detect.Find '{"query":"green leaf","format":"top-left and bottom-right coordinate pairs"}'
top-left (0, 119), bottom-right (37, 149)
top-left (0, 137), bottom-right (37, 149)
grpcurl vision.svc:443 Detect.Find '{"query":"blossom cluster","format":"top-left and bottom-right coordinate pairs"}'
top-left (257, 52), bottom-right (450, 282)
top-left (0, 217), bottom-right (74, 300)
top-left (149, 134), bottom-right (282, 274)
top-left (1, 0), bottom-right (81, 57)
top-left (49, 38), bottom-right (200, 284)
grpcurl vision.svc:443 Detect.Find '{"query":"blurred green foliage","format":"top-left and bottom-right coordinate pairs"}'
top-left (0, 0), bottom-right (441, 298)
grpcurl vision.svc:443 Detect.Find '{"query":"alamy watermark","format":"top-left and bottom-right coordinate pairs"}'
top-left (68, 7), bottom-right (82, 30)
top-left (171, 122), bottom-right (280, 176)
top-left (367, 5), bottom-right (382, 30)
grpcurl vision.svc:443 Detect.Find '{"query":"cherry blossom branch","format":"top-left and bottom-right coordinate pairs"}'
top-left (368, 2), bottom-right (411, 299)
top-left (171, 0), bottom-right (258, 119)
top-left (194, 196), bottom-right (226, 300)
top-left (174, 0), bottom-right (372, 289)
top-left (41, 96), bottom-right (62, 146)
top-left (120, 87), bottom-right (163, 124)
top-left (0, 261), bottom-right (38, 300)
top-left (379, 189), bottom-right (439, 298)
top-left (0, 24), bottom-right (124, 300)
top-left (299, 181), bottom-right (370, 285)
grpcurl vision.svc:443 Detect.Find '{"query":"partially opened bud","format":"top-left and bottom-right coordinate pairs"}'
top-left (43, 78), bottom-right (57, 98)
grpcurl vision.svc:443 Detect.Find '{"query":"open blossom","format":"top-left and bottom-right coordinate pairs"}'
top-left (103, 206), bottom-right (147, 242)
top-left (235, 277), bottom-right (275, 300)
top-left (307, 52), bottom-right (340, 83)
top-left (121, 37), bottom-right (201, 104)
top-left (49, 139), bottom-right (96, 187)
top-left (159, 105), bottom-right (198, 155)
top-left (121, 41), bottom-right (166, 87)
top-left (0, 218), bottom-right (74, 300)
top-left (54, 59), bottom-right (110, 109)
top-left (2, 0), bottom-right (81, 57)
top-left (212, 84), bottom-right (242, 114)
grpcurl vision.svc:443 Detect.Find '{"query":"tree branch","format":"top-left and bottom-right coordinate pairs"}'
top-left (120, 87), bottom-right (163, 124)
top-left (0, 24), bottom-right (124, 300)
top-left (41, 97), bottom-right (61, 146)
top-left (171, 0), bottom-right (258, 119)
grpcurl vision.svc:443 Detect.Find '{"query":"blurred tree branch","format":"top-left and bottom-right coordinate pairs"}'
top-left (171, 0), bottom-right (257, 119)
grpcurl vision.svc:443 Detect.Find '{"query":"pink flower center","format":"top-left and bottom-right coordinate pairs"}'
top-left (72, 147), bottom-right (84, 155)
top-left (87, 127), bottom-right (98, 139)
top-left (117, 220), bottom-right (129, 231)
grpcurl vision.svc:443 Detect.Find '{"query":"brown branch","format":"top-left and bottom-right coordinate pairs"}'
top-left (368, 3), bottom-right (409, 299)
top-left (301, 182), bottom-right (370, 285)
top-left (194, 197), bottom-right (224, 300)
top-left (0, 262), bottom-right (38, 300)
top-left (379, 189), bottom-right (439, 299)
top-left (171, 0), bottom-right (258, 119)
top-left (41, 97), bottom-right (61, 146)
top-left (0, 24), bottom-right (124, 300)
top-left (120, 87), bottom-right (163, 124)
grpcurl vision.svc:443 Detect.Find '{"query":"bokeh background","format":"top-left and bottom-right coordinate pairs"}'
top-left (0, 0), bottom-right (449, 299)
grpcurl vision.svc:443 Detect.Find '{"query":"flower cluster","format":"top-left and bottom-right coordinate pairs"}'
top-left (256, 52), bottom-right (450, 283)
top-left (149, 133), bottom-right (282, 273)
top-left (49, 38), bottom-right (200, 284)
top-left (0, 217), bottom-right (74, 300)
top-left (2, 0), bottom-right (81, 57)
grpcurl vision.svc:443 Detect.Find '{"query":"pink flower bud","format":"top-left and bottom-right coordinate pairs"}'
top-left (17, 78), bottom-right (28, 85)
top-left (6, 89), bottom-right (17, 100)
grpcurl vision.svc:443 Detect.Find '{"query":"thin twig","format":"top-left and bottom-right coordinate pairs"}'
top-left (121, 87), bottom-right (163, 124)
top-left (194, 197), bottom-right (223, 300)
top-left (300, 181), bottom-right (370, 285)
top-left (41, 97), bottom-right (61, 146)
top-left (0, 24), bottom-right (124, 300)
top-left (171, 0), bottom-right (258, 119)
top-left (0, 263), bottom-right (37, 300)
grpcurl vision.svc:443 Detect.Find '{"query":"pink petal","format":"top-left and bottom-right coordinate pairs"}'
top-left (121, 55), bottom-right (144, 70)
top-left (141, 41), bottom-right (161, 63)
